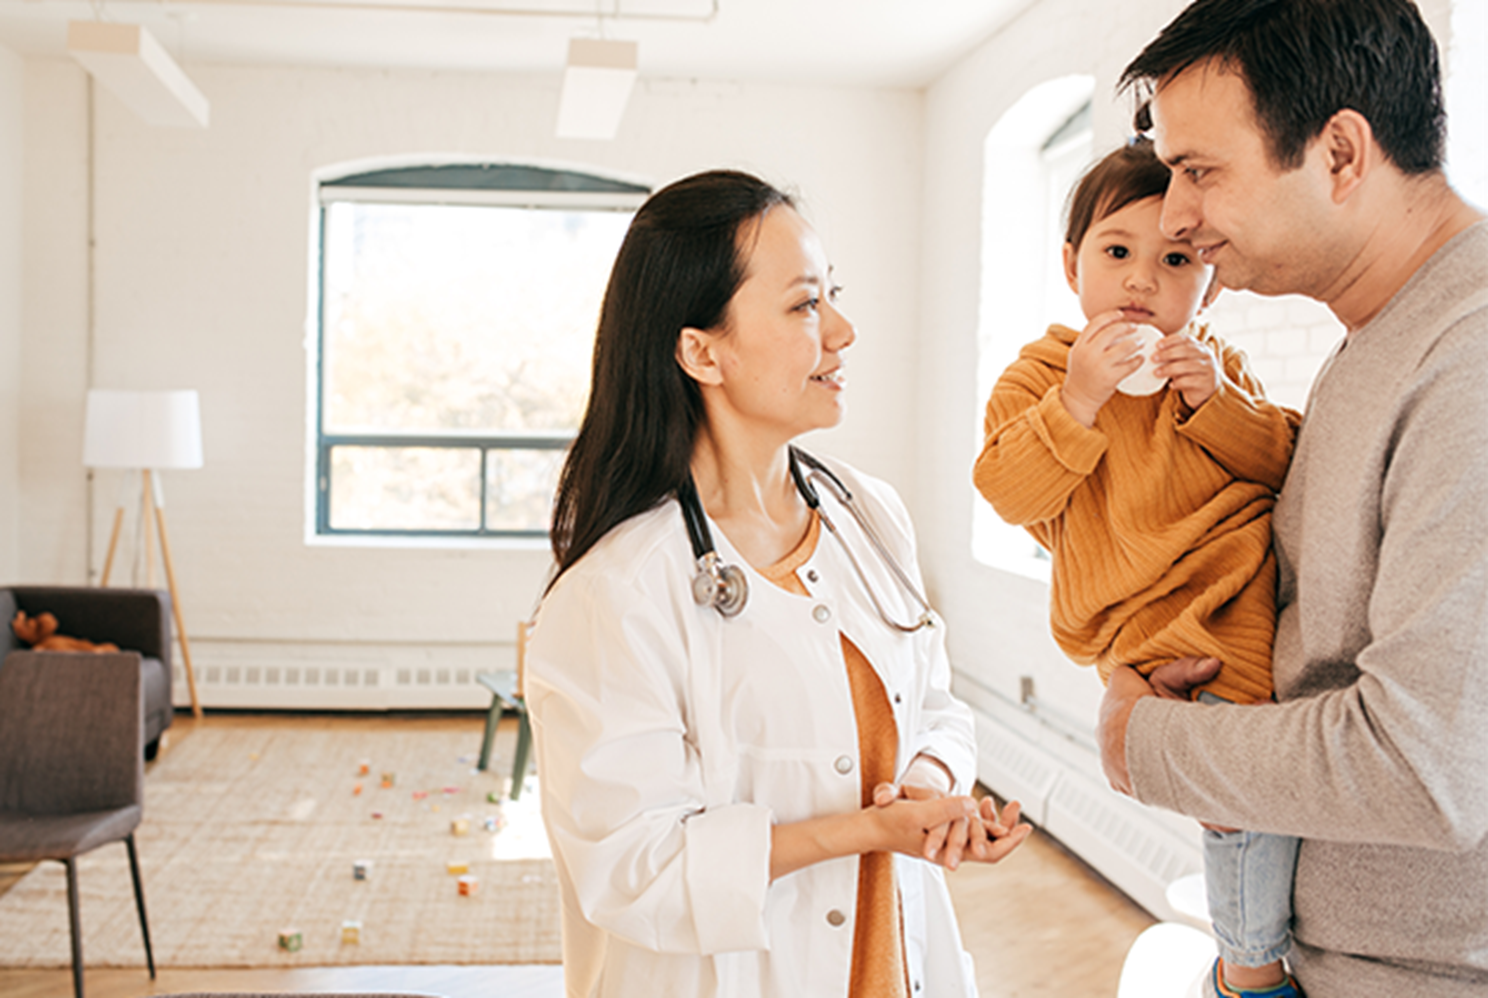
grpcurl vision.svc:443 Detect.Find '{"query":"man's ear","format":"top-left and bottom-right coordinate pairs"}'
top-left (676, 326), bottom-right (723, 387)
top-left (1062, 241), bottom-right (1080, 294)
top-left (1319, 108), bottom-right (1373, 204)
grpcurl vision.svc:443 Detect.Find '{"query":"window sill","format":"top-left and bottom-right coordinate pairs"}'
top-left (304, 532), bottom-right (552, 553)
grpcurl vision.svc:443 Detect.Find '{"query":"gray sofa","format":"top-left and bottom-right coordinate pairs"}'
top-left (1, 585), bottom-right (175, 758)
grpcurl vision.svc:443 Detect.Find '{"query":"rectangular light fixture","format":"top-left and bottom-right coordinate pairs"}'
top-left (555, 38), bottom-right (638, 141)
top-left (68, 21), bottom-right (210, 129)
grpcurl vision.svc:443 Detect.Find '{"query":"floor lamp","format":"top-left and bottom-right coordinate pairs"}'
top-left (83, 389), bottom-right (205, 719)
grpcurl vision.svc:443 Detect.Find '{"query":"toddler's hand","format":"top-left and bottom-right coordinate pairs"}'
top-left (1063, 310), bottom-right (1145, 427)
top-left (1153, 332), bottom-right (1221, 410)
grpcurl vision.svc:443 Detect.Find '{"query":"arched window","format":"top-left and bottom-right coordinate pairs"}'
top-left (973, 76), bottom-right (1094, 579)
top-left (1447, 0), bottom-right (1487, 205)
top-left (311, 163), bottom-right (647, 540)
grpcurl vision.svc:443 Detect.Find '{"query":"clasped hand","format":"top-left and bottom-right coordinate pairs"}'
top-left (868, 764), bottom-right (1031, 871)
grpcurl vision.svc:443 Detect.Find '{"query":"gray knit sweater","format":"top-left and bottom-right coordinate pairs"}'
top-left (1128, 221), bottom-right (1488, 997)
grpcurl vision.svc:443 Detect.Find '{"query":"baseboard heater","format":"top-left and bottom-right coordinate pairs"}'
top-left (171, 637), bottom-right (504, 710)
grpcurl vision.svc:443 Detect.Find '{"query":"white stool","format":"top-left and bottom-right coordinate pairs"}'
top-left (1117, 922), bottom-right (1216, 998)
top-left (1166, 871), bottom-right (1212, 931)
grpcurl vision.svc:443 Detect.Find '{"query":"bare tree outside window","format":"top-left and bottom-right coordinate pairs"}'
top-left (313, 165), bottom-right (645, 538)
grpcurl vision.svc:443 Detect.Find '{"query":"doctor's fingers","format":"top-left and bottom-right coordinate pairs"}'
top-left (977, 797), bottom-right (1024, 837)
top-left (972, 820), bottom-right (1032, 864)
top-left (876, 796), bottom-right (975, 857)
top-left (937, 815), bottom-right (974, 870)
top-left (872, 780), bottom-right (945, 809)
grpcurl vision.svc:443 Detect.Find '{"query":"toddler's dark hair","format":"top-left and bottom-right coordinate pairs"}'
top-left (1064, 138), bottom-right (1172, 251)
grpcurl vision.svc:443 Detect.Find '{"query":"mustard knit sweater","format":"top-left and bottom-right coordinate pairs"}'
top-left (973, 323), bottom-right (1301, 704)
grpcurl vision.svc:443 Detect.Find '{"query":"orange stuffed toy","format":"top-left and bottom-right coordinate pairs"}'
top-left (10, 610), bottom-right (119, 653)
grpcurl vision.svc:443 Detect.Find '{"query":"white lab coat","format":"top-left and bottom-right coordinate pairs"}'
top-left (527, 457), bottom-right (980, 998)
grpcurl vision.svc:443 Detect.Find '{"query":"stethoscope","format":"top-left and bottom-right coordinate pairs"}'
top-left (678, 447), bottom-right (937, 632)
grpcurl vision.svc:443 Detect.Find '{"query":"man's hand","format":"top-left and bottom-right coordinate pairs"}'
top-left (1149, 656), bottom-right (1222, 701)
top-left (1097, 658), bottom-right (1221, 795)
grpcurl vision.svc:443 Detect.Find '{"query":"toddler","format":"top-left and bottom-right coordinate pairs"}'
top-left (974, 139), bottom-right (1303, 998)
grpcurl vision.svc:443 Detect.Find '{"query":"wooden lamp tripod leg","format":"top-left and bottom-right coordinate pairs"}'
top-left (144, 469), bottom-right (203, 719)
top-left (150, 495), bottom-right (203, 719)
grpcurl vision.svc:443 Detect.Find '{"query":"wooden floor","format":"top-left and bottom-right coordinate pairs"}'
top-left (0, 711), bottom-right (1154, 998)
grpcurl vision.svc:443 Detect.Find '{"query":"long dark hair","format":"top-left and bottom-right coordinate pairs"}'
top-left (548, 169), bottom-right (794, 585)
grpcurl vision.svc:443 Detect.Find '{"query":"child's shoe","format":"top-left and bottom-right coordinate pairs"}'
top-left (1203, 959), bottom-right (1304, 998)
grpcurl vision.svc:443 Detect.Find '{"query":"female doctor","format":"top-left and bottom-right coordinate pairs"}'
top-left (527, 169), bottom-right (1030, 998)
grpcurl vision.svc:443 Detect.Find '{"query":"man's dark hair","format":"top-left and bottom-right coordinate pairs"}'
top-left (1120, 0), bottom-right (1445, 174)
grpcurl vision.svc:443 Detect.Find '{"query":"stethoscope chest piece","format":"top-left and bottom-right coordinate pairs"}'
top-left (692, 551), bottom-right (748, 618)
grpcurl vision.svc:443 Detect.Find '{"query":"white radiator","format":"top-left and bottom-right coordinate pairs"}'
top-left (171, 638), bottom-right (507, 710)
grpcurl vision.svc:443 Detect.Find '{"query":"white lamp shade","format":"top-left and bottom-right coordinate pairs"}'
top-left (84, 389), bottom-right (204, 470)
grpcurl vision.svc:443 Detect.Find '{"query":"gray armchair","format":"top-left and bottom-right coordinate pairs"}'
top-left (1, 586), bottom-right (175, 758)
top-left (0, 650), bottom-right (156, 998)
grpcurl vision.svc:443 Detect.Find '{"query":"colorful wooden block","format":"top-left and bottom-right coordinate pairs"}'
top-left (451, 817), bottom-right (471, 836)
top-left (341, 920), bottom-right (362, 945)
top-left (353, 859), bottom-right (372, 880)
top-left (447, 859), bottom-right (469, 875)
top-left (277, 929), bottom-right (302, 952)
top-left (380, 772), bottom-right (395, 788)
top-left (458, 874), bottom-right (479, 896)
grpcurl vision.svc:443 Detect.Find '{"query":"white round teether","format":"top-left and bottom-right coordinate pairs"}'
top-left (1115, 323), bottom-right (1168, 396)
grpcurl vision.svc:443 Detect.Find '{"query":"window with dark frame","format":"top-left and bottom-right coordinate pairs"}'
top-left (314, 164), bottom-right (647, 539)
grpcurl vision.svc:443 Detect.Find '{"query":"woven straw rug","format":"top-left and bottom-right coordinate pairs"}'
top-left (0, 716), bottom-right (560, 968)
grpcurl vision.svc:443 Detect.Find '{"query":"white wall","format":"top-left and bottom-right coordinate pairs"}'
top-left (20, 59), bottom-right (923, 706)
top-left (0, 44), bottom-right (20, 581)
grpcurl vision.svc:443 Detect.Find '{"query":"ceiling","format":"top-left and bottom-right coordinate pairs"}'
top-left (0, 0), bottom-right (1038, 89)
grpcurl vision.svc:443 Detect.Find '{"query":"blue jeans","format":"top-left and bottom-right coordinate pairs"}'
top-left (1203, 826), bottom-right (1300, 966)
top-left (1197, 692), bottom-right (1300, 967)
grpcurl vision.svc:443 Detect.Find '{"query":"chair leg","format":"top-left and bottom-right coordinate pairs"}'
top-left (125, 834), bottom-right (156, 979)
top-left (63, 857), bottom-right (84, 998)
top-left (478, 694), bottom-right (502, 772)
top-left (509, 707), bottom-right (533, 801)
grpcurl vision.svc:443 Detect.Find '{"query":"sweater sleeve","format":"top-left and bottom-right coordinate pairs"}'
top-left (973, 351), bottom-right (1109, 526)
top-left (1127, 320), bottom-right (1488, 853)
top-left (1175, 337), bottom-right (1301, 492)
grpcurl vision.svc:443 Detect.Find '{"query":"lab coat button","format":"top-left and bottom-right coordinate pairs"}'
top-left (826, 909), bottom-right (846, 927)
top-left (806, 569), bottom-right (819, 583)
top-left (894, 693), bottom-right (903, 704)
top-left (834, 755), bottom-right (854, 775)
top-left (812, 605), bottom-right (831, 623)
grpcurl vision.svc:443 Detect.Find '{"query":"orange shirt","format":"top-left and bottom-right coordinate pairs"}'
top-left (760, 513), bottom-right (907, 998)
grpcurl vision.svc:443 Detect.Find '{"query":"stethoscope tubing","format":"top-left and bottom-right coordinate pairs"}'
top-left (684, 447), bottom-right (936, 631)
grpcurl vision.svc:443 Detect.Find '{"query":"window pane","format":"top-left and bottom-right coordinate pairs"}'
top-left (485, 449), bottom-right (568, 533)
top-left (321, 201), bottom-right (630, 435)
top-left (329, 446), bottom-right (481, 531)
